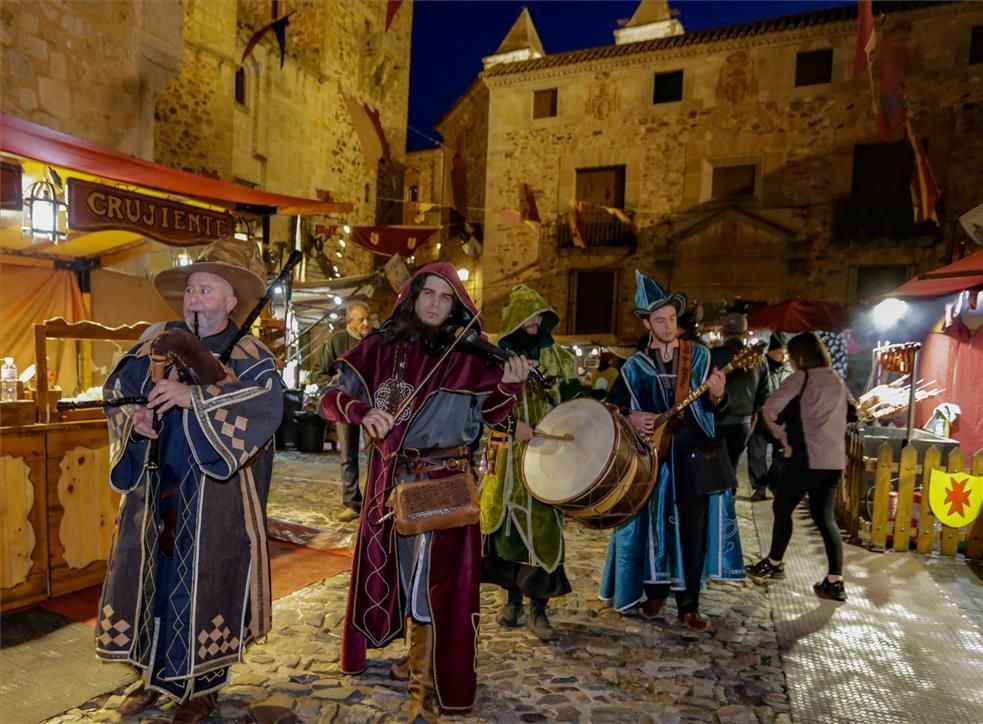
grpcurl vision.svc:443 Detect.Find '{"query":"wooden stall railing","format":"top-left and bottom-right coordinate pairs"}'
top-left (840, 438), bottom-right (983, 559)
top-left (34, 317), bottom-right (150, 422)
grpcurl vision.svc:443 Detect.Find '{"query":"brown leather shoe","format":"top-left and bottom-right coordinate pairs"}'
top-left (171, 692), bottom-right (217, 723)
top-left (117, 684), bottom-right (161, 715)
top-left (639, 597), bottom-right (666, 620)
top-left (678, 611), bottom-right (713, 633)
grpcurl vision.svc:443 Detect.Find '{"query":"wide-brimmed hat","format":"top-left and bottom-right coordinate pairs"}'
top-left (721, 312), bottom-right (748, 338)
top-left (153, 238), bottom-right (267, 325)
top-left (632, 270), bottom-right (687, 319)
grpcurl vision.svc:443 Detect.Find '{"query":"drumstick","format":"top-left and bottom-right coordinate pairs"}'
top-left (533, 431), bottom-right (575, 441)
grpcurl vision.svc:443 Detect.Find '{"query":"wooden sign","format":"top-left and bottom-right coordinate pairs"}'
top-left (0, 161), bottom-right (22, 210)
top-left (67, 178), bottom-right (234, 245)
top-left (383, 253), bottom-right (410, 293)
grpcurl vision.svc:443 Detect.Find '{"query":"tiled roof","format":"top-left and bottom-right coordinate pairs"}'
top-left (483, 1), bottom-right (950, 77)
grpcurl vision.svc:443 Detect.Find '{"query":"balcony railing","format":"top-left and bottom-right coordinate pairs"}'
top-left (543, 209), bottom-right (637, 249)
top-left (833, 199), bottom-right (941, 241)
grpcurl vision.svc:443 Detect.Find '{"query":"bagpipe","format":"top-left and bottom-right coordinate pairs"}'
top-left (61, 251), bottom-right (303, 467)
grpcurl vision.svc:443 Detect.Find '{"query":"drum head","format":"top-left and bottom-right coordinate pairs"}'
top-left (522, 398), bottom-right (616, 504)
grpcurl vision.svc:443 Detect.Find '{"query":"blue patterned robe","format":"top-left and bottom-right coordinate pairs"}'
top-left (600, 343), bottom-right (744, 611)
top-left (96, 321), bottom-right (282, 701)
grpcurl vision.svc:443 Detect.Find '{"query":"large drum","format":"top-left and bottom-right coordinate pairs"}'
top-left (521, 398), bottom-right (658, 529)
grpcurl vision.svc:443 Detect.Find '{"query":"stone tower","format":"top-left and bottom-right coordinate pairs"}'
top-left (483, 8), bottom-right (546, 69)
top-left (613, 0), bottom-right (684, 45)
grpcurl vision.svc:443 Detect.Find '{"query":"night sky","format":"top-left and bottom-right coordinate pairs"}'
top-left (407, 0), bottom-right (854, 151)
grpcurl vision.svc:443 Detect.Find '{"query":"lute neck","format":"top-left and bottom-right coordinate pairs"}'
top-left (654, 360), bottom-right (735, 426)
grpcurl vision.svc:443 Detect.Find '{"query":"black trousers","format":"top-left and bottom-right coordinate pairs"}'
top-left (336, 422), bottom-right (362, 512)
top-left (747, 426), bottom-right (775, 492)
top-left (644, 493), bottom-right (710, 615)
top-left (768, 468), bottom-right (844, 576)
top-left (717, 421), bottom-right (752, 469)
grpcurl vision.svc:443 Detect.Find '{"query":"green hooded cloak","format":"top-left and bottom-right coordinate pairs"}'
top-left (479, 285), bottom-right (578, 573)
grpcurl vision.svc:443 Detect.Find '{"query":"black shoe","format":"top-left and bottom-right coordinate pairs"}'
top-left (497, 591), bottom-right (523, 628)
top-left (750, 489), bottom-right (768, 502)
top-left (813, 578), bottom-right (847, 601)
top-left (745, 557), bottom-right (785, 583)
top-left (527, 599), bottom-right (557, 642)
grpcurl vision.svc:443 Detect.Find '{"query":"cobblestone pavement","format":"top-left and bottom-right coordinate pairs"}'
top-left (45, 451), bottom-right (790, 723)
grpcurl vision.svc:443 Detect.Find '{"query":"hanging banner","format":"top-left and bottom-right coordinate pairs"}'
top-left (928, 469), bottom-right (983, 528)
top-left (67, 179), bottom-right (234, 245)
top-left (1, 161), bottom-right (22, 210)
top-left (349, 225), bottom-right (439, 257)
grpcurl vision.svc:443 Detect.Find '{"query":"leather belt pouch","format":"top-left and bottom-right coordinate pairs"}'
top-left (392, 471), bottom-right (479, 536)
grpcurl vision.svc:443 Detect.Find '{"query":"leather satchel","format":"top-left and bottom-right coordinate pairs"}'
top-left (676, 437), bottom-right (738, 497)
top-left (391, 471), bottom-right (480, 536)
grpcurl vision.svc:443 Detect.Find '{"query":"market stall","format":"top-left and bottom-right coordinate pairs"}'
top-left (0, 113), bottom-right (351, 611)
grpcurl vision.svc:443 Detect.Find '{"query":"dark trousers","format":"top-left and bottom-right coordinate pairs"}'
top-left (768, 468), bottom-right (844, 576)
top-left (718, 421), bottom-right (752, 469)
top-left (746, 426), bottom-right (774, 492)
top-left (644, 493), bottom-right (710, 614)
top-left (336, 422), bottom-right (362, 512)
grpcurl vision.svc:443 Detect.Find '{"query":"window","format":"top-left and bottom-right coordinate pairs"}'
top-left (795, 48), bottom-right (833, 87)
top-left (971, 25), bottom-right (983, 65)
top-left (408, 185), bottom-right (419, 202)
top-left (855, 265), bottom-right (908, 304)
top-left (234, 67), bottom-right (247, 105)
top-left (711, 164), bottom-right (756, 201)
top-left (653, 69), bottom-right (684, 104)
top-left (571, 270), bottom-right (616, 335)
top-left (533, 88), bottom-right (558, 119)
top-left (576, 165), bottom-right (625, 208)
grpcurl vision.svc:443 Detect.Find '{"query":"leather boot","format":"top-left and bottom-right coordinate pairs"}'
top-left (117, 683), bottom-right (161, 715)
top-left (171, 691), bottom-right (218, 723)
top-left (527, 598), bottom-right (557, 642)
top-left (497, 589), bottom-right (523, 628)
top-left (390, 653), bottom-right (410, 681)
top-left (406, 621), bottom-right (439, 723)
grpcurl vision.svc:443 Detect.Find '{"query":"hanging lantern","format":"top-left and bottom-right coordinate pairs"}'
top-left (22, 176), bottom-right (67, 243)
top-left (234, 216), bottom-right (254, 242)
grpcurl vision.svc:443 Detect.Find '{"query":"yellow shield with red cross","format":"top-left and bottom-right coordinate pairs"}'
top-left (929, 470), bottom-right (983, 528)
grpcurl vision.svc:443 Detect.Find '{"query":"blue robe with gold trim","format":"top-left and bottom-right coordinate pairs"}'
top-left (600, 343), bottom-right (744, 611)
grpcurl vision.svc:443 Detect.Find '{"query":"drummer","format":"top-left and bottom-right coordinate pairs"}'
top-left (599, 271), bottom-right (745, 633)
top-left (480, 284), bottom-right (581, 641)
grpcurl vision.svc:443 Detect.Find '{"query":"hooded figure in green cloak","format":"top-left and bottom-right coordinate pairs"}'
top-left (479, 284), bottom-right (580, 641)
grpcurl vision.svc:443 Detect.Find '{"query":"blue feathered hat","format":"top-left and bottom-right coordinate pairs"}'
top-left (632, 270), bottom-right (687, 319)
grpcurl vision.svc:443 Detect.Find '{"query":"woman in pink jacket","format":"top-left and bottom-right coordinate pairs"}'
top-left (745, 332), bottom-right (852, 601)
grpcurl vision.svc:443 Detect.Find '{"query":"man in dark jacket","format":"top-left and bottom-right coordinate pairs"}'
top-left (314, 301), bottom-right (371, 521)
top-left (710, 313), bottom-right (769, 470)
top-left (746, 332), bottom-right (794, 501)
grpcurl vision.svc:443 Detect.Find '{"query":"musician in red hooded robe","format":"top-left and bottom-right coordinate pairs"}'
top-left (320, 263), bottom-right (529, 722)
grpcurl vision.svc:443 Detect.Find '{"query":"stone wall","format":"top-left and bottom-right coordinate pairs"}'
top-left (1, 0), bottom-right (183, 158)
top-left (154, 0), bottom-right (413, 281)
top-left (472, 3), bottom-right (983, 341)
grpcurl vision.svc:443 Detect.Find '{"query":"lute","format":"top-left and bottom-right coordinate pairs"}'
top-left (650, 340), bottom-right (767, 458)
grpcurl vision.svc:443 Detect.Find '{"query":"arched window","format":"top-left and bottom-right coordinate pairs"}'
top-left (235, 67), bottom-right (247, 106)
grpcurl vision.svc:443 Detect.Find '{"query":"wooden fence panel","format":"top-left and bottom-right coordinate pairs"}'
top-left (916, 445), bottom-right (941, 554)
top-left (893, 445), bottom-right (917, 552)
top-left (965, 450), bottom-right (983, 560)
top-left (870, 442), bottom-right (893, 552)
top-left (941, 449), bottom-right (965, 558)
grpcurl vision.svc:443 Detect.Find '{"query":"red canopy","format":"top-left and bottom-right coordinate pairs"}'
top-left (888, 249), bottom-right (983, 299)
top-left (0, 113), bottom-right (351, 215)
top-left (746, 299), bottom-right (850, 332)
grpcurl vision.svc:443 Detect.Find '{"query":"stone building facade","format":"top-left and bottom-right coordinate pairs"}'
top-left (2, 0), bottom-right (413, 281)
top-left (430, 1), bottom-right (983, 343)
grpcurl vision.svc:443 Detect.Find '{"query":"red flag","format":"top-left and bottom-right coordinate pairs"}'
top-left (385, 0), bottom-right (404, 31)
top-left (568, 200), bottom-right (587, 248)
top-left (350, 225), bottom-right (439, 257)
top-left (241, 12), bottom-right (293, 68)
top-left (853, 0), bottom-right (877, 77)
top-left (876, 35), bottom-right (906, 142)
top-left (906, 120), bottom-right (940, 225)
top-left (519, 183), bottom-right (541, 224)
top-left (344, 95), bottom-right (391, 167)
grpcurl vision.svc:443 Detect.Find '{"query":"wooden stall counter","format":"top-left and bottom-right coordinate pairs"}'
top-left (1, 412), bottom-right (119, 613)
